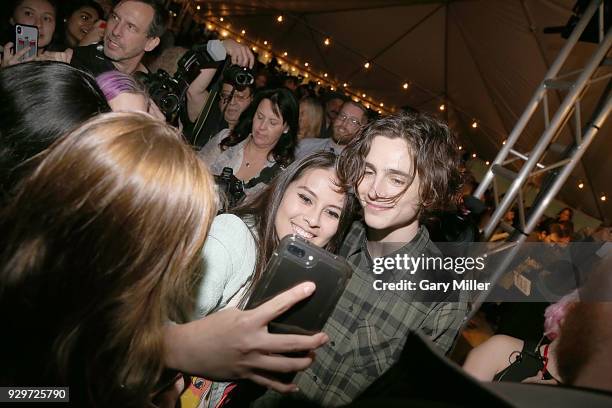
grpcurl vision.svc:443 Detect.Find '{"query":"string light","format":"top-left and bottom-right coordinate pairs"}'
top-left (200, 20), bottom-right (394, 115)
top-left (502, 140), bottom-right (507, 145)
top-left (578, 181), bottom-right (584, 189)
top-left (402, 82), bottom-right (409, 89)
top-left (472, 153), bottom-right (477, 158)
top-left (277, 15), bottom-right (283, 22)
top-left (378, 109), bottom-right (382, 114)
top-left (196, 5), bottom-right (200, 10)
top-left (458, 146), bottom-right (463, 150)
top-left (601, 194), bottom-right (607, 202)
top-left (365, 103), bottom-right (370, 109)
top-left (439, 104), bottom-right (445, 111)
top-left (471, 121), bottom-right (478, 128)
top-left (485, 160), bottom-right (490, 165)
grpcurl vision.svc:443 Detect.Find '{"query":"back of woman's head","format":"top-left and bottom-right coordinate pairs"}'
top-left (299, 97), bottom-right (325, 139)
top-left (0, 112), bottom-right (217, 406)
top-left (223, 87), bottom-right (299, 166)
top-left (96, 70), bottom-right (146, 102)
top-left (0, 61), bottom-right (110, 201)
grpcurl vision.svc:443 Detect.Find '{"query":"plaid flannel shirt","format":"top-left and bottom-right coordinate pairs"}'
top-left (253, 222), bottom-right (468, 407)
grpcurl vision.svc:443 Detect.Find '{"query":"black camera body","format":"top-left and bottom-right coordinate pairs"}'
top-left (215, 167), bottom-right (246, 212)
top-left (136, 43), bottom-right (254, 122)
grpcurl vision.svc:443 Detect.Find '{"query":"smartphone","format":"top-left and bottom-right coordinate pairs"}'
top-left (15, 24), bottom-right (38, 61)
top-left (245, 235), bottom-right (353, 336)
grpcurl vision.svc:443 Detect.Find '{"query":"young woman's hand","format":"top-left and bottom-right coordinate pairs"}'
top-left (164, 282), bottom-right (329, 393)
top-left (1, 42), bottom-right (35, 67)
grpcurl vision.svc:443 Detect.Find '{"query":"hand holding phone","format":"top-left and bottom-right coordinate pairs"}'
top-left (1, 42), bottom-right (31, 67)
top-left (246, 235), bottom-right (353, 335)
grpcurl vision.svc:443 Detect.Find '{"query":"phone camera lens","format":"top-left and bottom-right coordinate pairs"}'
top-left (17, 27), bottom-right (22, 34)
top-left (288, 244), bottom-right (305, 258)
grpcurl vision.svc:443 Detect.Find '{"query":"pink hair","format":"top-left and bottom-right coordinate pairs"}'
top-left (544, 290), bottom-right (579, 340)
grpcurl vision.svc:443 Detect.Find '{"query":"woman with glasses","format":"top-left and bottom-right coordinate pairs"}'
top-left (199, 87), bottom-right (299, 200)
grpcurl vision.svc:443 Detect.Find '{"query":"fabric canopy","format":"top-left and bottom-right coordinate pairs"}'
top-left (193, 0), bottom-right (611, 223)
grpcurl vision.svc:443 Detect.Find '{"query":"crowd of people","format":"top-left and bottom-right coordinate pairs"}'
top-left (1, 1), bottom-right (611, 407)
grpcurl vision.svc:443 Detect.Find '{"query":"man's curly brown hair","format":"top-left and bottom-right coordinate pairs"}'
top-left (337, 112), bottom-right (464, 219)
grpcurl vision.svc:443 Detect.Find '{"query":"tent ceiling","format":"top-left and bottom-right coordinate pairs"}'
top-left (194, 0), bottom-right (612, 223)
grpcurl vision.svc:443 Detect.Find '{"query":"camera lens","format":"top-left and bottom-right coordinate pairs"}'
top-left (287, 244), bottom-right (305, 258)
top-left (17, 27), bottom-right (22, 34)
top-left (235, 71), bottom-right (254, 87)
top-left (160, 94), bottom-right (179, 115)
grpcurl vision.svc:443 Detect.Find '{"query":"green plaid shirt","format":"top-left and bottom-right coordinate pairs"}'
top-left (254, 222), bottom-right (468, 407)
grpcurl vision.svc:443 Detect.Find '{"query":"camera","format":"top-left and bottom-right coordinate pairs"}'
top-left (136, 43), bottom-right (254, 121)
top-left (214, 167), bottom-right (246, 212)
top-left (287, 244), bottom-right (306, 258)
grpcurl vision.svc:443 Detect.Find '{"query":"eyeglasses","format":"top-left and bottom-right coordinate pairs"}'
top-left (220, 92), bottom-right (251, 104)
top-left (336, 113), bottom-right (362, 128)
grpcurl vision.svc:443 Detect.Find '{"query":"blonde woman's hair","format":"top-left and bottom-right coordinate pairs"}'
top-left (298, 97), bottom-right (325, 139)
top-left (0, 112), bottom-right (217, 407)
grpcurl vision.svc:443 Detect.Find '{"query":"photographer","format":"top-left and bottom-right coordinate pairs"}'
top-left (38, 0), bottom-right (254, 125)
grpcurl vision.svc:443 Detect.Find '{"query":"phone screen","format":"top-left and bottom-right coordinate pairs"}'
top-left (15, 24), bottom-right (38, 61)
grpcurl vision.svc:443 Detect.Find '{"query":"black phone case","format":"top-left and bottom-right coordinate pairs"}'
top-left (245, 235), bottom-right (352, 335)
